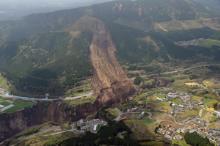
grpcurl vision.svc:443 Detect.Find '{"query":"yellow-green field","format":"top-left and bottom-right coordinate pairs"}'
top-left (172, 139), bottom-right (189, 146)
top-left (0, 73), bottom-right (10, 90)
top-left (64, 95), bottom-right (96, 106)
top-left (198, 39), bottom-right (220, 48)
top-left (0, 96), bottom-right (35, 114)
top-left (176, 109), bottom-right (199, 121)
top-left (65, 79), bottom-right (92, 97)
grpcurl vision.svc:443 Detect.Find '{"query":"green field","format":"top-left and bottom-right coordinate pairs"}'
top-left (0, 97), bottom-right (11, 106)
top-left (198, 39), bottom-right (220, 48)
top-left (203, 97), bottom-right (218, 108)
top-left (0, 73), bottom-right (10, 90)
top-left (176, 109), bottom-right (199, 121)
top-left (0, 97), bottom-right (35, 114)
top-left (65, 96), bottom-right (96, 106)
top-left (172, 139), bottom-right (189, 146)
top-left (65, 79), bottom-right (92, 97)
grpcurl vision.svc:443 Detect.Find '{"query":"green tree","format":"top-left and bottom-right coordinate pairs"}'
top-left (134, 76), bottom-right (143, 85)
top-left (184, 132), bottom-right (214, 146)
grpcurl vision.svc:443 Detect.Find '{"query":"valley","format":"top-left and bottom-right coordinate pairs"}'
top-left (1, 61), bottom-right (220, 146)
top-left (0, 0), bottom-right (220, 145)
top-left (124, 61), bottom-right (220, 145)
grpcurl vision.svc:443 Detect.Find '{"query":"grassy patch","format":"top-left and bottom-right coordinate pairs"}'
top-left (191, 96), bottom-right (203, 103)
top-left (0, 73), bottom-right (10, 90)
top-left (65, 79), bottom-right (92, 97)
top-left (133, 91), bottom-right (149, 104)
top-left (201, 109), bottom-right (217, 122)
top-left (140, 141), bottom-right (164, 146)
top-left (172, 81), bottom-right (189, 91)
top-left (176, 109), bottom-right (198, 121)
top-left (198, 39), bottom-right (220, 48)
top-left (157, 102), bottom-right (172, 113)
top-left (154, 93), bottom-right (166, 99)
top-left (44, 132), bottom-right (75, 146)
top-left (0, 97), bottom-right (11, 106)
top-left (65, 96), bottom-right (96, 106)
top-left (106, 108), bottom-right (121, 119)
top-left (16, 126), bottom-right (40, 137)
top-left (4, 100), bottom-right (34, 113)
top-left (171, 98), bottom-right (183, 104)
top-left (143, 117), bottom-right (154, 125)
top-left (172, 139), bottom-right (189, 146)
top-left (203, 97), bottom-right (218, 108)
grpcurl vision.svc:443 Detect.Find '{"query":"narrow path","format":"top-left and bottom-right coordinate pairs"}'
top-left (64, 92), bottom-right (93, 100)
top-left (43, 130), bottom-right (72, 137)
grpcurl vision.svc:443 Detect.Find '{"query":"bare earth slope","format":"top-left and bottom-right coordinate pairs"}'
top-left (89, 18), bottom-right (135, 105)
top-left (68, 16), bottom-right (135, 105)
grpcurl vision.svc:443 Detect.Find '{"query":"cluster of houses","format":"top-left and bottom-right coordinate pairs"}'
top-left (208, 129), bottom-right (220, 145)
top-left (156, 124), bottom-right (184, 141)
top-left (166, 92), bottom-right (191, 101)
top-left (157, 119), bottom-right (219, 145)
top-left (166, 92), bottom-right (193, 114)
top-left (71, 119), bottom-right (107, 134)
top-left (166, 91), bottom-right (219, 119)
top-left (156, 91), bottom-right (220, 144)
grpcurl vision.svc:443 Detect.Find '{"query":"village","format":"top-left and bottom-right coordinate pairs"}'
top-left (71, 119), bottom-right (108, 134)
top-left (1, 63), bottom-right (220, 145)
top-left (144, 89), bottom-right (220, 145)
top-left (109, 82), bottom-right (220, 146)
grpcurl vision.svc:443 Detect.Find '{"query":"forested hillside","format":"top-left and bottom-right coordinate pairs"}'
top-left (0, 0), bottom-right (220, 96)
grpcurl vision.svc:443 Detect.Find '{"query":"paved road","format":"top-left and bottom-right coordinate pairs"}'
top-left (2, 94), bottom-right (61, 102)
top-left (1, 92), bottom-right (93, 102)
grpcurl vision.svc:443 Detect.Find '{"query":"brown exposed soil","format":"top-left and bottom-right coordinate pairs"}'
top-left (89, 17), bottom-right (135, 105)
top-left (67, 16), bottom-right (135, 105)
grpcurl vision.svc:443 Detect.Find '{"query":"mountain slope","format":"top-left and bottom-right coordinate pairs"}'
top-left (0, 0), bottom-right (220, 97)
